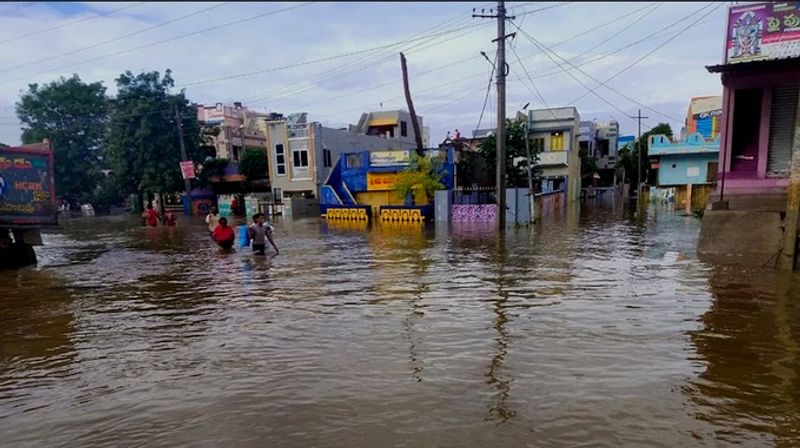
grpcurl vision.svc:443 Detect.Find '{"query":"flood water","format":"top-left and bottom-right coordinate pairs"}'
top-left (1, 205), bottom-right (799, 447)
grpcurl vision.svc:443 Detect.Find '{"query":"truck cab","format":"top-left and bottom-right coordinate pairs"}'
top-left (0, 140), bottom-right (58, 268)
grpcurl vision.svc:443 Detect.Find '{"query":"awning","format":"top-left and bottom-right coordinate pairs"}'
top-left (368, 117), bottom-right (398, 127)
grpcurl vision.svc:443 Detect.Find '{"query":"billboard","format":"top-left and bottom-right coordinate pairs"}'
top-left (726, 2), bottom-right (800, 64)
top-left (369, 150), bottom-right (410, 167)
top-left (0, 144), bottom-right (57, 227)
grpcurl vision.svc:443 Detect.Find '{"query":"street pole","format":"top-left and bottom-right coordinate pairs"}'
top-left (175, 104), bottom-right (193, 214)
top-left (474, 1), bottom-right (514, 232)
top-left (524, 119), bottom-right (534, 222)
top-left (629, 109), bottom-right (649, 218)
top-left (495, 0), bottom-right (507, 232)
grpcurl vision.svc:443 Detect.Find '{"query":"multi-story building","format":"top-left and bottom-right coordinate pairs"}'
top-left (595, 120), bottom-right (619, 169)
top-left (579, 121), bottom-right (596, 159)
top-left (196, 102), bottom-right (268, 162)
top-left (263, 111), bottom-right (421, 201)
top-left (526, 107), bottom-right (582, 202)
top-left (350, 110), bottom-right (429, 147)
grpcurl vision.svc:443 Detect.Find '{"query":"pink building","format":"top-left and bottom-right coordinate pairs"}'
top-left (705, 2), bottom-right (800, 210)
top-left (700, 2), bottom-right (800, 264)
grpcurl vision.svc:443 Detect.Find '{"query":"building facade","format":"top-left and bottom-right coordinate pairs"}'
top-left (264, 111), bottom-right (420, 201)
top-left (196, 102), bottom-right (268, 163)
top-left (527, 107), bottom-right (582, 202)
top-left (699, 1), bottom-right (800, 262)
top-left (351, 110), bottom-right (429, 147)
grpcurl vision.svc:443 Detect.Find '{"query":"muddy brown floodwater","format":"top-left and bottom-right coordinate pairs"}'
top-left (1, 205), bottom-right (799, 447)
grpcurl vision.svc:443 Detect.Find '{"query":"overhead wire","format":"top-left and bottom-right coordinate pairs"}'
top-left (0, 2), bottom-right (313, 86)
top-left (568, 2), bottom-right (725, 105)
top-left (474, 51), bottom-right (497, 134)
top-left (0, 2), bottom-right (145, 46)
top-left (0, 2), bottom-right (230, 75)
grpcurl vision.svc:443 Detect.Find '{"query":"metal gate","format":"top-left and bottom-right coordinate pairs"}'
top-left (767, 85), bottom-right (799, 177)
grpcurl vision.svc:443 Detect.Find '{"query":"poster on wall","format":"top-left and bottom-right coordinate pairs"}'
top-left (180, 161), bottom-right (196, 179)
top-left (367, 172), bottom-right (399, 191)
top-left (726, 2), bottom-right (800, 64)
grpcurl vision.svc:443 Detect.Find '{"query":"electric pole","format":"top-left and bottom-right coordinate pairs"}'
top-left (474, 1), bottom-right (515, 232)
top-left (629, 109), bottom-right (649, 218)
top-left (175, 104), bottom-right (193, 214)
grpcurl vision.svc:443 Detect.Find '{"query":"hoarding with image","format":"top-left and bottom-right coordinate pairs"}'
top-left (726, 2), bottom-right (800, 64)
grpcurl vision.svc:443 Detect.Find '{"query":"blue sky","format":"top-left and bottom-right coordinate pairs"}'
top-left (0, 2), bottom-right (731, 145)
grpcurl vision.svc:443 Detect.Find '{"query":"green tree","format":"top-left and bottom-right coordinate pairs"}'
top-left (394, 152), bottom-right (445, 205)
top-left (238, 147), bottom-right (268, 181)
top-left (15, 75), bottom-right (108, 202)
top-left (617, 122), bottom-right (673, 188)
top-left (106, 69), bottom-right (211, 200)
top-left (478, 118), bottom-right (542, 189)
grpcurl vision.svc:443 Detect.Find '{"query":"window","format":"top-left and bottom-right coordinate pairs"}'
top-left (532, 138), bottom-right (545, 152)
top-left (275, 144), bottom-right (286, 176)
top-left (292, 149), bottom-right (309, 167)
top-left (232, 145), bottom-right (242, 162)
top-left (550, 132), bottom-right (564, 151)
top-left (346, 153), bottom-right (363, 168)
top-left (323, 149), bottom-right (332, 168)
top-left (400, 121), bottom-right (408, 137)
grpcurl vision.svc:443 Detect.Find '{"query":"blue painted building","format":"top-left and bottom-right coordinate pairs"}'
top-left (648, 133), bottom-right (720, 187)
top-left (321, 147), bottom-right (455, 220)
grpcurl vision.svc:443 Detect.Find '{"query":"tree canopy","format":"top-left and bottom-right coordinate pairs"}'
top-left (106, 69), bottom-right (212, 198)
top-left (617, 122), bottom-right (673, 187)
top-left (15, 74), bottom-right (108, 201)
top-left (478, 118), bottom-right (542, 189)
top-left (238, 147), bottom-right (268, 182)
top-left (394, 152), bottom-right (445, 205)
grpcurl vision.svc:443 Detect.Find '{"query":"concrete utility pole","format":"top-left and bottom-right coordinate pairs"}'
top-left (629, 109), bottom-right (649, 218)
top-left (400, 52), bottom-right (424, 155)
top-left (175, 104), bottom-right (193, 213)
top-left (474, 1), bottom-right (515, 232)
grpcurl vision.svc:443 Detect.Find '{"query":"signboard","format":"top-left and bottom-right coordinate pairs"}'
top-left (369, 150), bottom-right (410, 167)
top-left (367, 172), bottom-right (400, 191)
top-left (180, 161), bottom-right (196, 179)
top-left (726, 2), bottom-right (800, 64)
top-left (687, 166), bottom-right (700, 177)
top-left (0, 145), bottom-right (57, 227)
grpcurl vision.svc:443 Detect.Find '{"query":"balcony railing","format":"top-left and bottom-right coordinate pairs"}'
top-left (537, 150), bottom-right (568, 166)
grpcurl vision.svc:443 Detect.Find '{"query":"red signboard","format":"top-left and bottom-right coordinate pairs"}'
top-left (180, 161), bottom-right (196, 180)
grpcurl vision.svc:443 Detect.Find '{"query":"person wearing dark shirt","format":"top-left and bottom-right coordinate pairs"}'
top-left (212, 217), bottom-right (235, 249)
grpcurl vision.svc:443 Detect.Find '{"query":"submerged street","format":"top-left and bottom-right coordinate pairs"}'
top-left (1, 206), bottom-right (798, 447)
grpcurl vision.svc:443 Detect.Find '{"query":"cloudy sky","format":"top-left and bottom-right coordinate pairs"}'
top-left (0, 1), bottom-right (730, 146)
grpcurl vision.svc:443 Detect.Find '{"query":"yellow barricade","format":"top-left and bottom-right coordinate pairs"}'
top-left (379, 208), bottom-right (425, 222)
top-left (324, 207), bottom-right (369, 221)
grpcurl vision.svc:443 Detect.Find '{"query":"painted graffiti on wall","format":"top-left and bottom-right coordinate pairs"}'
top-left (451, 204), bottom-right (497, 222)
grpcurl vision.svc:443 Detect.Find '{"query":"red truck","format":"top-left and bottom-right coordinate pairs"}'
top-left (0, 140), bottom-right (58, 267)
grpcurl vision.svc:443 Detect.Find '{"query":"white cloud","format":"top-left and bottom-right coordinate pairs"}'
top-left (0, 1), bottom-right (731, 145)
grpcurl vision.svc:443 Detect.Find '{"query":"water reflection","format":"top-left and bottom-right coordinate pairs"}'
top-left (687, 267), bottom-right (800, 445)
top-left (2, 208), bottom-right (800, 446)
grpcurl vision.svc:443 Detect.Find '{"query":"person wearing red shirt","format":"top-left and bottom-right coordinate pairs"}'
top-left (144, 204), bottom-right (159, 227)
top-left (211, 217), bottom-right (235, 249)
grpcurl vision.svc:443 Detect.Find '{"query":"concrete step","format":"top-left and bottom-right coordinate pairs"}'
top-left (708, 192), bottom-right (788, 213)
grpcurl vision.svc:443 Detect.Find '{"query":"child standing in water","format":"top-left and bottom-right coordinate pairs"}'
top-left (211, 217), bottom-right (235, 250)
top-left (248, 213), bottom-right (278, 255)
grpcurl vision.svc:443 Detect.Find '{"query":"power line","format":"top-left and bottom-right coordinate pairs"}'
top-left (0, 2), bottom-right (313, 86)
top-left (509, 41), bottom-right (556, 118)
top-left (475, 51), bottom-right (497, 133)
top-left (0, 2), bottom-right (229, 75)
top-left (233, 2), bottom-right (571, 107)
top-left (512, 20), bottom-right (682, 123)
top-left (569, 2), bottom-right (724, 105)
top-left (0, 2), bottom-right (145, 46)
top-left (510, 21), bottom-right (636, 123)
